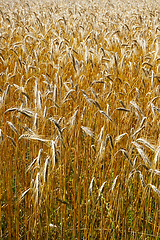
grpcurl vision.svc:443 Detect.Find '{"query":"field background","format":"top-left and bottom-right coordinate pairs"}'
top-left (0, 0), bottom-right (160, 239)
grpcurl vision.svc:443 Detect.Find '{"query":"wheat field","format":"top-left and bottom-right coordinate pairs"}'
top-left (0, 0), bottom-right (160, 239)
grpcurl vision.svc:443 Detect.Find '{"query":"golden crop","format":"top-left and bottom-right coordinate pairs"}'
top-left (0, 0), bottom-right (160, 239)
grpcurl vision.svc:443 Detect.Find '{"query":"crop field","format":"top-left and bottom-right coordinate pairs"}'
top-left (0, 0), bottom-right (160, 239)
